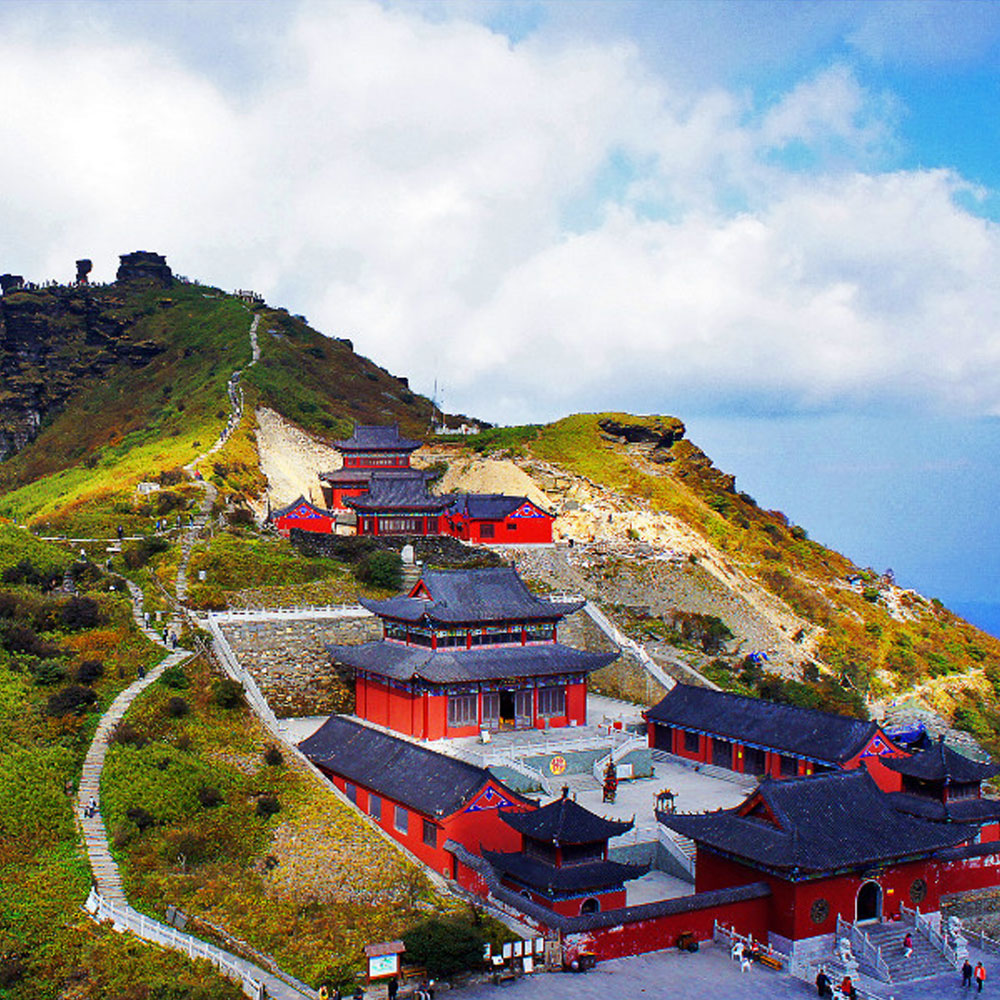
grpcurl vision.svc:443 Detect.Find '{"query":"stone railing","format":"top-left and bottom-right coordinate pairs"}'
top-left (901, 904), bottom-right (960, 969)
top-left (836, 913), bottom-right (891, 982)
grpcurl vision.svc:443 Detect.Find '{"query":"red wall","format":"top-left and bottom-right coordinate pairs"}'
top-left (320, 768), bottom-right (528, 878)
top-left (274, 511), bottom-right (334, 536)
top-left (695, 845), bottom-right (1000, 941)
top-left (356, 676), bottom-right (586, 740)
top-left (442, 510), bottom-right (553, 545)
top-left (649, 721), bottom-right (906, 786)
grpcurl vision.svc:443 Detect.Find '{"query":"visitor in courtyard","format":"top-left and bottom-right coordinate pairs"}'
top-left (840, 975), bottom-right (857, 1000)
top-left (964, 959), bottom-right (975, 987)
top-left (902, 931), bottom-right (913, 958)
top-left (815, 967), bottom-right (832, 997)
top-left (387, 978), bottom-right (398, 1000)
top-left (976, 962), bottom-right (987, 992)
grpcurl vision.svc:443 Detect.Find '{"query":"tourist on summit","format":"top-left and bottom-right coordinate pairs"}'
top-left (902, 931), bottom-right (913, 958)
top-left (815, 967), bottom-right (832, 997)
top-left (976, 962), bottom-right (987, 992)
top-left (965, 959), bottom-right (975, 988)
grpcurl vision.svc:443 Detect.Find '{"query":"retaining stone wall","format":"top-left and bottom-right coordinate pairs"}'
top-left (220, 616), bottom-right (380, 718)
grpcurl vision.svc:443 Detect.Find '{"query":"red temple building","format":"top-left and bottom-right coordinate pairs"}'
top-left (882, 735), bottom-right (1000, 841)
top-left (443, 494), bottom-right (554, 545)
top-left (298, 715), bottom-right (533, 877)
top-left (347, 474), bottom-right (451, 537)
top-left (319, 424), bottom-right (425, 511)
top-left (271, 496), bottom-right (336, 537)
top-left (646, 683), bottom-right (907, 789)
top-left (328, 566), bottom-right (615, 740)
top-left (483, 788), bottom-right (646, 916)
top-left (660, 768), bottom-right (999, 949)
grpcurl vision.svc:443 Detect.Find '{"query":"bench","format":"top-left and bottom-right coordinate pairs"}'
top-left (492, 971), bottom-right (517, 987)
top-left (756, 953), bottom-right (783, 971)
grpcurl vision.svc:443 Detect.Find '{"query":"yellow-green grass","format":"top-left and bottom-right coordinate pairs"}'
top-left (0, 572), bottom-right (239, 999)
top-left (103, 654), bottom-right (434, 987)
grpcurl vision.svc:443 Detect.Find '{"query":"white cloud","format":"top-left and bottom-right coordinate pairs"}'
top-left (0, 1), bottom-right (998, 425)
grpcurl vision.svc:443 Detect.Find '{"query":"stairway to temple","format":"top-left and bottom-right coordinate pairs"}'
top-left (866, 921), bottom-right (956, 982)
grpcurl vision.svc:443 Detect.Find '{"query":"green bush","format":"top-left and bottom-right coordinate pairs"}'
top-left (213, 678), bottom-right (244, 709)
top-left (402, 917), bottom-right (487, 977)
top-left (160, 664), bottom-right (190, 689)
top-left (256, 794), bottom-right (280, 818)
top-left (354, 551), bottom-right (402, 591)
top-left (46, 685), bottom-right (97, 716)
top-left (166, 696), bottom-right (189, 717)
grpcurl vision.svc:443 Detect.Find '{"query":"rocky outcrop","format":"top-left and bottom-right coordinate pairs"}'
top-left (598, 416), bottom-right (685, 449)
top-left (116, 251), bottom-right (173, 288)
top-left (0, 285), bottom-right (163, 460)
top-left (0, 274), bottom-right (24, 295)
top-left (75, 259), bottom-right (92, 284)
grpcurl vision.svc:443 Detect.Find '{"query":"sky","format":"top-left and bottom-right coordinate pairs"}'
top-left (1, 0), bottom-right (999, 626)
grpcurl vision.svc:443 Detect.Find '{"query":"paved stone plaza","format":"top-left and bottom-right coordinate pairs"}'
top-left (447, 943), bottom-right (1000, 1000)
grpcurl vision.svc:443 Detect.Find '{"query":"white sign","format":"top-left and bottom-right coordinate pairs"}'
top-left (368, 954), bottom-right (399, 979)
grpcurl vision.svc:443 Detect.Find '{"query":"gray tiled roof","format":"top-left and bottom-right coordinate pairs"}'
top-left (333, 423), bottom-right (422, 452)
top-left (445, 494), bottom-right (552, 520)
top-left (269, 495), bottom-right (330, 519)
top-left (481, 849), bottom-right (646, 894)
top-left (888, 792), bottom-right (1000, 824)
top-left (662, 769), bottom-right (974, 874)
top-left (362, 566), bottom-right (584, 624)
top-left (326, 640), bottom-right (615, 684)
top-left (501, 794), bottom-right (633, 844)
top-left (646, 683), bottom-right (885, 765)
top-left (298, 715), bottom-right (528, 817)
top-left (881, 738), bottom-right (1000, 783)
top-left (345, 472), bottom-right (449, 513)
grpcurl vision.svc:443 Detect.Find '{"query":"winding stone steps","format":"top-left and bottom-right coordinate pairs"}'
top-left (75, 311), bottom-right (316, 998)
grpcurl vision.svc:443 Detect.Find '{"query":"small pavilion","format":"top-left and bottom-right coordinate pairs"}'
top-left (483, 788), bottom-right (646, 915)
top-left (319, 423), bottom-right (425, 511)
top-left (882, 735), bottom-right (1000, 839)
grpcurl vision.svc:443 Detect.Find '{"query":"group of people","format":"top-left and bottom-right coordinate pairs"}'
top-left (963, 959), bottom-right (988, 992)
top-left (815, 970), bottom-right (855, 999)
top-left (817, 956), bottom-right (989, 997)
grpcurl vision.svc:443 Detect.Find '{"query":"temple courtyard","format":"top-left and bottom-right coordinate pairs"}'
top-left (447, 943), bottom-right (1000, 1000)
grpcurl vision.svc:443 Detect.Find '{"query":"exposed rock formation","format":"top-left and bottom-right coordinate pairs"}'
top-left (75, 259), bottom-right (92, 285)
top-left (0, 274), bottom-right (24, 295)
top-left (116, 251), bottom-right (173, 288)
top-left (0, 285), bottom-right (163, 460)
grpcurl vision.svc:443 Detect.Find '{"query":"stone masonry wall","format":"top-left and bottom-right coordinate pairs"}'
top-left (221, 616), bottom-right (380, 718)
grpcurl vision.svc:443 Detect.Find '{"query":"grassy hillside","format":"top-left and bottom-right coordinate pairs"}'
top-left (0, 526), bottom-right (242, 999)
top-left (496, 414), bottom-right (1000, 742)
top-left (0, 276), bottom-right (435, 533)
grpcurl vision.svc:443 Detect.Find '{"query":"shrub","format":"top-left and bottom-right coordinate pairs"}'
top-left (1, 559), bottom-right (60, 590)
top-left (29, 658), bottom-right (68, 686)
top-left (228, 508), bottom-right (254, 527)
top-left (75, 659), bottom-right (105, 684)
top-left (256, 795), bottom-right (280, 818)
top-left (122, 536), bottom-right (170, 570)
top-left (2, 624), bottom-right (60, 657)
top-left (46, 685), bottom-right (97, 716)
top-left (127, 807), bottom-right (156, 831)
top-left (160, 665), bottom-right (190, 690)
top-left (59, 596), bottom-right (103, 629)
top-left (790, 525), bottom-right (808, 541)
top-left (109, 721), bottom-right (148, 748)
top-left (213, 679), bottom-right (244, 709)
top-left (263, 745), bottom-right (283, 767)
top-left (354, 550), bottom-right (402, 591)
top-left (197, 786), bottom-right (223, 808)
top-left (166, 696), bottom-right (189, 718)
top-left (402, 917), bottom-right (486, 977)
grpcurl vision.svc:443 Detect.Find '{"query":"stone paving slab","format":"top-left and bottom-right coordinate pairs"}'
top-left (446, 943), bottom-right (1000, 1000)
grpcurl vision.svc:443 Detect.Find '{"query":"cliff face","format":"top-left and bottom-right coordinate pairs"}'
top-left (0, 285), bottom-right (162, 459)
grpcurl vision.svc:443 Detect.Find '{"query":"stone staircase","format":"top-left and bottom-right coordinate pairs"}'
top-left (866, 921), bottom-right (955, 982)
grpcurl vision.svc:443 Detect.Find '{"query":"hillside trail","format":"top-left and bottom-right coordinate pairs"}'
top-left (75, 310), bottom-right (318, 999)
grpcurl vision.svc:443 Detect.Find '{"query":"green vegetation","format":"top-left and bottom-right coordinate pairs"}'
top-left (402, 913), bottom-right (516, 977)
top-left (102, 653), bottom-right (435, 987)
top-left (436, 424), bottom-right (540, 456)
top-left (184, 531), bottom-right (352, 609)
top-left (0, 529), bottom-right (239, 999)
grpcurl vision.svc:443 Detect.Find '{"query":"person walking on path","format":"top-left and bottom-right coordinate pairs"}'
top-left (964, 959), bottom-right (974, 988)
top-left (387, 978), bottom-right (398, 1000)
top-left (976, 962), bottom-right (987, 992)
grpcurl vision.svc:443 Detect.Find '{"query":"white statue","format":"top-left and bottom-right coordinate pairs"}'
top-left (948, 915), bottom-right (969, 962)
top-left (837, 937), bottom-right (859, 979)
